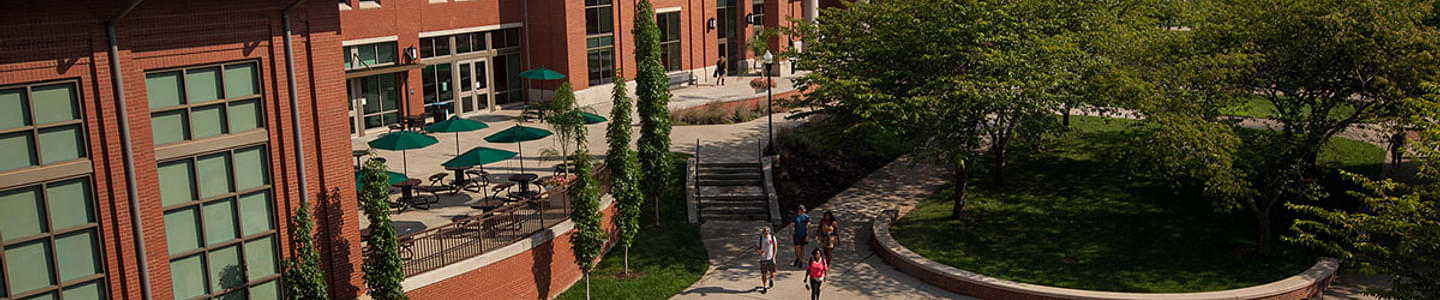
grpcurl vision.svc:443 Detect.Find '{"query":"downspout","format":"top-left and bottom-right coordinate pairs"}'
top-left (522, 0), bottom-right (530, 103)
top-left (283, 0), bottom-right (313, 208)
top-left (106, 0), bottom-right (152, 298)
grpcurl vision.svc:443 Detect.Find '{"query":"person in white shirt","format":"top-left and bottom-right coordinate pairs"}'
top-left (755, 227), bottom-right (778, 293)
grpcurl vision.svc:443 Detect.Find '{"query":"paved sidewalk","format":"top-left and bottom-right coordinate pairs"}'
top-left (673, 157), bottom-right (970, 300)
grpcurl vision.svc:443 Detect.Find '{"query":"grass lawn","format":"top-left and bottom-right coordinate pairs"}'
top-left (555, 153), bottom-right (709, 300)
top-left (890, 116), bottom-right (1384, 293)
top-left (1221, 97), bottom-right (1358, 121)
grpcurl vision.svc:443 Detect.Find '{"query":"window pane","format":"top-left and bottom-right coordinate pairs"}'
top-left (147, 71), bottom-right (185, 109)
top-left (209, 245), bottom-right (245, 291)
top-left (186, 67), bottom-right (223, 103)
top-left (238, 192), bottom-right (273, 236)
top-left (55, 230), bottom-right (102, 282)
top-left (217, 290), bottom-right (246, 300)
top-left (0, 186), bottom-right (46, 240)
top-left (0, 132), bottom-right (37, 171)
top-left (62, 280), bottom-right (106, 300)
top-left (361, 76), bottom-right (381, 114)
top-left (5, 240), bottom-right (56, 294)
top-left (151, 110), bottom-right (190, 145)
top-left (456, 34), bottom-right (471, 53)
top-left (344, 47), bottom-right (352, 69)
top-left (47, 179), bottom-right (93, 230)
top-left (233, 147), bottom-right (267, 191)
top-left (158, 160), bottom-right (196, 206)
top-left (435, 36), bottom-right (450, 56)
top-left (20, 291), bottom-right (55, 300)
top-left (358, 44), bottom-right (377, 66)
top-left (190, 104), bottom-right (227, 139)
top-left (37, 124), bottom-right (85, 164)
top-left (170, 254), bottom-right (207, 299)
top-left (599, 7), bottom-right (612, 34)
top-left (250, 280), bottom-right (279, 300)
top-left (203, 198), bottom-right (238, 245)
top-left (437, 63), bottom-right (452, 101)
top-left (377, 42), bottom-right (397, 64)
top-left (380, 74), bottom-right (399, 110)
top-left (471, 32), bottom-right (487, 51)
top-left (196, 153), bottom-right (233, 199)
top-left (245, 236), bottom-right (277, 278)
top-left (422, 65), bottom-right (437, 104)
top-left (224, 63), bottom-right (259, 98)
top-left (228, 99), bottom-right (262, 132)
top-left (0, 88), bottom-right (29, 130)
top-left (164, 207), bottom-right (201, 254)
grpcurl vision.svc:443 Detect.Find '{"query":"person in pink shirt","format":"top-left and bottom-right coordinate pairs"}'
top-left (803, 248), bottom-right (828, 300)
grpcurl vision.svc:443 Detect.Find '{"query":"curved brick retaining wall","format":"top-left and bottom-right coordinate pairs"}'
top-left (871, 210), bottom-right (1339, 300)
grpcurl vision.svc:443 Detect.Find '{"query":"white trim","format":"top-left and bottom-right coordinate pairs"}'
top-left (419, 22), bottom-right (524, 38)
top-left (342, 36), bottom-right (398, 46)
top-left (656, 6), bottom-right (682, 13)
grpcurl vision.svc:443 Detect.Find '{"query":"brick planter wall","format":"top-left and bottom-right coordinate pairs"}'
top-left (871, 210), bottom-right (1339, 300)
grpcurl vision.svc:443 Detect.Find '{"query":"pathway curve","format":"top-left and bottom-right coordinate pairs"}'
top-left (672, 157), bottom-right (969, 300)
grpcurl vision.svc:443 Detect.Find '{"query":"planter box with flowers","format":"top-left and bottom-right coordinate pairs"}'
top-left (750, 78), bottom-right (776, 92)
top-left (538, 174), bottom-right (578, 193)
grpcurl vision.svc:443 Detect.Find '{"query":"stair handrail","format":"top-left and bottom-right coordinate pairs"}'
top-left (695, 139), bottom-right (702, 222)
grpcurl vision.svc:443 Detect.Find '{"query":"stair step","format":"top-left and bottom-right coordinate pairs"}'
top-left (696, 194), bottom-right (769, 201)
top-left (701, 206), bottom-right (767, 215)
top-left (697, 167), bottom-right (763, 174)
top-left (697, 179), bottom-right (764, 186)
top-left (698, 162), bottom-right (762, 168)
top-left (697, 173), bottom-right (763, 180)
top-left (703, 214), bottom-right (770, 221)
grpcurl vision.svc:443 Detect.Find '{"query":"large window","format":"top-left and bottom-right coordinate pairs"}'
top-left (159, 145), bottom-right (278, 300)
top-left (0, 177), bottom-right (107, 300)
top-left (586, 0), bottom-right (616, 85)
top-left (421, 28), bottom-right (519, 59)
top-left (658, 12), bottom-right (683, 71)
top-left (493, 54), bottom-right (523, 105)
top-left (421, 63), bottom-right (454, 107)
top-left (344, 42), bottom-right (398, 70)
top-left (752, 0), bottom-right (765, 31)
top-left (419, 36), bottom-right (450, 59)
top-left (349, 74), bottom-right (401, 132)
top-left (0, 81), bottom-right (86, 172)
top-left (146, 62), bottom-right (264, 146)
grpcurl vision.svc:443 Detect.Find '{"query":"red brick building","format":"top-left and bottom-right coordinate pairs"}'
top-left (338, 0), bottom-right (815, 137)
top-left (1, 1), bottom-right (362, 299)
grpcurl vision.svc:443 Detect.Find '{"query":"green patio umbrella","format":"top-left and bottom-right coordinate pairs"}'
top-left (424, 117), bottom-right (489, 155)
top-left (580, 111), bottom-right (607, 124)
top-left (442, 146), bottom-right (518, 169)
top-left (367, 131), bottom-right (438, 175)
top-left (518, 68), bottom-right (567, 80)
top-left (356, 169), bottom-right (410, 190)
top-left (483, 125), bottom-right (553, 173)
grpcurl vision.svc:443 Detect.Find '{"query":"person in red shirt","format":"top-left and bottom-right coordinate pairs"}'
top-left (804, 248), bottom-right (828, 300)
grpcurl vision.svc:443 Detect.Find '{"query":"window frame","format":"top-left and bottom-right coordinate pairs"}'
top-left (0, 175), bottom-right (107, 300)
top-left (657, 12), bottom-right (683, 71)
top-left (146, 60), bottom-right (266, 147)
top-left (344, 42), bottom-right (398, 70)
top-left (159, 144), bottom-right (279, 300)
top-left (0, 80), bottom-right (90, 173)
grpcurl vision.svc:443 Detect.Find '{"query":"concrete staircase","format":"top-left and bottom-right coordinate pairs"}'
top-left (687, 158), bottom-right (781, 224)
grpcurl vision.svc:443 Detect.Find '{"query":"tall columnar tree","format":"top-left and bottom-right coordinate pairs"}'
top-left (547, 82), bottom-right (584, 172)
top-left (1126, 0), bottom-right (1440, 254)
top-left (606, 74), bottom-right (645, 274)
top-left (788, 0), bottom-right (1118, 218)
top-left (1287, 85), bottom-right (1440, 299)
top-left (358, 159), bottom-right (408, 300)
top-left (634, 0), bottom-right (673, 226)
top-left (568, 125), bottom-right (607, 300)
top-left (282, 200), bottom-right (329, 300)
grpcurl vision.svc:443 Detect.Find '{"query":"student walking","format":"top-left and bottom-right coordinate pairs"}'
top-left (755, 227), bottom-right (778, 293)
top-left (817, 211), bottom-right (839, 265)
top-left (713, 56), bottom-right (728, 85)
top-left (791, 205), bottom-right (812, 267)
top-left (803, 248), bottom-right (828, 300)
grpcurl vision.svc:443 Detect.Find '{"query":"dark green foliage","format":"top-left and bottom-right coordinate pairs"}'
top-left (569, 128), bottom-right (607, 299)
top-left (547, 83), bottom-right (585, 164)
top-left (634, 0), bottom-right (673, 222)
top-left (606, 74), bottom-right (645, 273)
top-left (282, 200), bottom-right (328, 300)
top-left (359, 159), bottom-right (408, 300)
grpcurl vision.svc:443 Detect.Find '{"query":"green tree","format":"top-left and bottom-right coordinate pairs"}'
top-left (634, 0), bottom-right (673, 226)
top-left (359, 159), bottom-right (408, 300)
top-left (547, 82), bottom-right (584, 173)
top-left (606, 74), bottom-right (645, 274)
top-left (1129, 0), bottom-right (1440, 254)
top-left (282, 199), bottom-right (328, 300)
top-left (788, 0), bottom-right (1114, 218)
top-left (569, 127), bottom-right (608, 300)
top-left (1287, 85), bottom-right (1440, 299)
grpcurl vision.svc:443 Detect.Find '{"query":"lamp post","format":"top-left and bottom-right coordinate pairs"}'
top-left (763, 51), bottom-right (776, 156)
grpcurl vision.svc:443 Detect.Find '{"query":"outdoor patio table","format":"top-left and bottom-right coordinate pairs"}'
top-left (509, 173), bottom-right (539, 192)
top-left (445, 165), bottom-right (472, 190)
top-left (352, 150), bottom-right (367, 169)
top-left (393, 178), bottom-right (422, 204)
top-left (403, 114), bottom-right (427, 130)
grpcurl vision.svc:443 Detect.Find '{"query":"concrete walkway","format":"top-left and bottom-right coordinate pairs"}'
top-left (673, 157), bottom-right (969, 300)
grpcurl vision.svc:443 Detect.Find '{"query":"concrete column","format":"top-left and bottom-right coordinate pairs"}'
top-left (803, 0), bottom-right (817, 22)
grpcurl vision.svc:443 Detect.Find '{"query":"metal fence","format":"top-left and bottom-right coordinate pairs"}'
top-left (364, 163), bottom-right (613, 277)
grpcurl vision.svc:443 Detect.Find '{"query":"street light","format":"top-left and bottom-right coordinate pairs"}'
top-left (763, 51), bottom-right (776, 156)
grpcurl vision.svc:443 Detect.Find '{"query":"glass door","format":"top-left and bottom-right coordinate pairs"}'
top-left (456, 58), bottom-right (492, 116)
